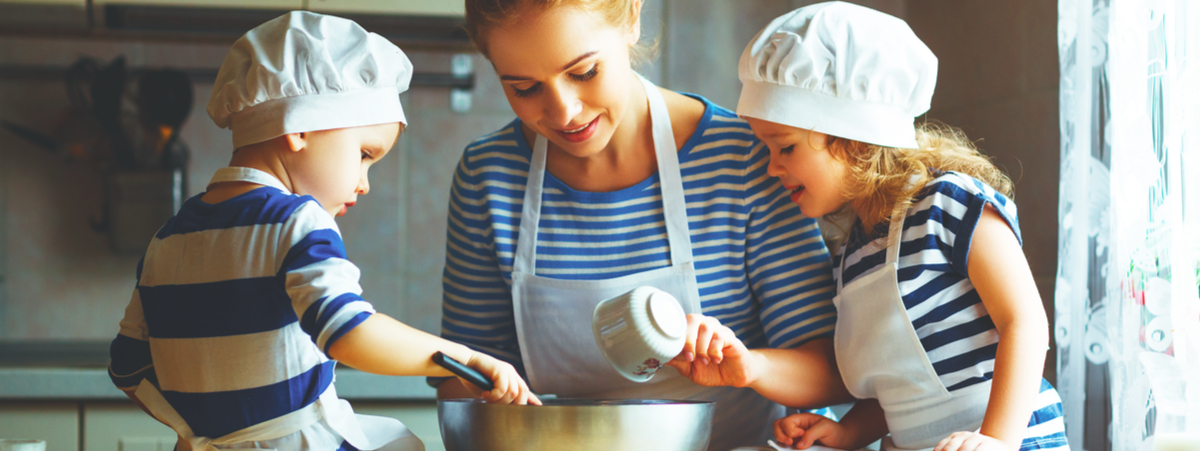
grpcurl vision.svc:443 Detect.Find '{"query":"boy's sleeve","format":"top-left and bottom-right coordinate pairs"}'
top-left (109, 260), bottom-right (157, 391)
top-left (431, 151), bottom-right (525, 387)
top-left (741, 141), bottom-right (838, 349)
top-left (281, 201), bottom-right (376, 357)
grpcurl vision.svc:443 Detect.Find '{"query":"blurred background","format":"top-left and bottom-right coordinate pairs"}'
top-left (0, 0), bottom-right (1065, 450)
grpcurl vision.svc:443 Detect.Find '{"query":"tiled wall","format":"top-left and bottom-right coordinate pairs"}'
top-left (0, 1), bottom-right (1060, 352)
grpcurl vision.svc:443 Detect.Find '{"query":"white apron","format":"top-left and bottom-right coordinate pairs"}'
top-left (509, 74), bottom-right (783, 451)
top-left (132, 167), bottom-right (423, 451)
top-left (832, 202), bottom-right (992, 451)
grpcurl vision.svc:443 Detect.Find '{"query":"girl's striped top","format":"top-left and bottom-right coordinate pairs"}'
top-left (439, 96), bottom-right (838, 373)
top-left (833, 171), bottom-right (1021, 392)
top-left (108, 186), bottom-right (374, 447)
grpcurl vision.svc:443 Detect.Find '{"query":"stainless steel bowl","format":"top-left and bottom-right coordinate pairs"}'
top-left (438, 398), bottom-right (715, 451)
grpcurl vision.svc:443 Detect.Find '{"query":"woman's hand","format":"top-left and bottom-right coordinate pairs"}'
top-left (665, 314), bottom-right (765, 387)
top-left (464, 353), bottom-right (542, 405)
top-left (934, 431), bottom-right (1012, 451)
top-left (773, 413), bottom-right (853, 449)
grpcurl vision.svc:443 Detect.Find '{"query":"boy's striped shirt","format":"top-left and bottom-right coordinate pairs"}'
top-left (108, 187), bottom-right (373, 439)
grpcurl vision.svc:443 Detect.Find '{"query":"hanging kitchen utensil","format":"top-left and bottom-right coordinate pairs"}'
top-left (432, 351), bottom-right (495, 392)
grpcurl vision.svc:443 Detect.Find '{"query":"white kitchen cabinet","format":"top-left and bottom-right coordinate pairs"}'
top-left (91, 0), bottom-right (304, 10)
top-left (0, 403), bottom-right (80, 451)
top-left (350, 403), bottom-right (444, 451)
top-left (305, 0), bottom-right (463, 17)
top-left (82, 403), bottom-right (175, 451)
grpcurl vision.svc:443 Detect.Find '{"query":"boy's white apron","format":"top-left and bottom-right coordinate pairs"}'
top-left (833, 201), bottom-right (992, 451)
top-left (130, 167), bottom-right (422, 451)
top-left (509, 73), bottom-right (783, 450)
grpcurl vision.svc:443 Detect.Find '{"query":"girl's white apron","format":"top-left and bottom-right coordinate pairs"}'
top-left (833, 201), bottom-right (992, 451)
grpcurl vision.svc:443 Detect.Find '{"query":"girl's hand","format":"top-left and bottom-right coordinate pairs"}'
top-left (666, 314), bottom-right (764, 387)
top-left (464, 353), bottom-right (542, 405)
top-left (934, 431), bottom-right (1012, 451)
top-left (773, 413), bottom-right (852, 449)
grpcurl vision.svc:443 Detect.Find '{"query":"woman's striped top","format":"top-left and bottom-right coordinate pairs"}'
top-left (439, 96), bottom-right (838, 372)
top-left (833, 171), bottom-right (1021, 392)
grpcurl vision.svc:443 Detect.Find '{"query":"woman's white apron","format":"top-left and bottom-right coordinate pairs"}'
top-left (131, 167), bottom-right (423, 451)
top-left (509, 74), bottom-right (783, 450)
top-left (832, 201), bottom-right (991, 451)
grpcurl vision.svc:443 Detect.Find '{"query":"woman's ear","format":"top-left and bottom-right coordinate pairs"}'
top-left (283, 132), bottom-right (307, 152)
top-left (627, 0), bottom-right (643, 45)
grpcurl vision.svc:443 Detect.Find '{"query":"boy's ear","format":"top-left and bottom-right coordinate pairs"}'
top-left (283, 132), bottom-right (307, 152)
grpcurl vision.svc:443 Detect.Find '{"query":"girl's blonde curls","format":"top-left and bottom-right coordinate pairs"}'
top-left (827, 123), bottom-right (1014, 234)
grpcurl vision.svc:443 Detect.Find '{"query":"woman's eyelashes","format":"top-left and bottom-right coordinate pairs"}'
top-left (571, 65), bottom-right (599, 81)
top-left (510, 65), bottom-right (599, 98)
top-left (361, 150), bottom-right (372, 161)
top-left (780, 145), bottom-right (795, 155)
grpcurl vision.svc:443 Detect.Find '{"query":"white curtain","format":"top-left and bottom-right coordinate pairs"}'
top-left (1056, 0), bottom-right (1200, 450)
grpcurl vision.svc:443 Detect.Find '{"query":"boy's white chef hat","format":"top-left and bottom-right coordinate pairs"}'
top-left (736, 2), bottom-right (936, 149)
top-left (207, 11), bottom-right (412, 149)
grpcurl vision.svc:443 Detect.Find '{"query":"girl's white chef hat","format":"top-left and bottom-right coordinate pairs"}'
top-left (207, 11), bottom-right (412, 149)
top-left (736, 2), bottom-right (936, 149)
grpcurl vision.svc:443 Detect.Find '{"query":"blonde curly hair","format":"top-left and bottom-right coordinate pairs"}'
top-left (464, 0), bottom-right (657, 64)
top-left (827, 123), bottom-right (1014, 235)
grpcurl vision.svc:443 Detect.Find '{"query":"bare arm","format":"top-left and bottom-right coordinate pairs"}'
top-left (668, 315), bottom-right (853, 409)
top-left (328, 313), bottom-right (475, 377)
top-left (328, 313), bottom-right (540, 405)
top-left (746, 339), bottom-right (854, 408)
top-left (966, 206), bottom-right (1049, 449)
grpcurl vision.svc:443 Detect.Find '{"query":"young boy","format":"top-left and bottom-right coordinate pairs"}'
top-left (107, 11), bottom-right (539, 451)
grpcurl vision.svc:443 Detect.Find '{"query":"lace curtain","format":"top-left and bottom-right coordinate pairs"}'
top-left (1056, 0), bottom-right (1199, 450)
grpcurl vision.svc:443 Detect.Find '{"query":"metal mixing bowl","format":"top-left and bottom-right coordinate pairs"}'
top-left (438, 398), bottom-right (715, 451)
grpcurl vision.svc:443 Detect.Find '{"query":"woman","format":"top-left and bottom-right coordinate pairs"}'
top-left (435, 0), bottom-right (850, 448)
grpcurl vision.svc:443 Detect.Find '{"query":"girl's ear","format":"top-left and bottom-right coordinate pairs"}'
top-left (283, 132), bottom-right (307, 152)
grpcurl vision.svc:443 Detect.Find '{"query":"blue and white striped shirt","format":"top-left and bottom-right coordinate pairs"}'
top-left (108, 186), bottom-right (374, 443)
top-left (439, 96), bottom-right (838, 373)
top-left (833, 171), bottom-right (1020, 392)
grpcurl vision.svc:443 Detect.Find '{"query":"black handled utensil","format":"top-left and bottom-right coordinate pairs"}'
top-left (433, 351), bottom-right (495, 392)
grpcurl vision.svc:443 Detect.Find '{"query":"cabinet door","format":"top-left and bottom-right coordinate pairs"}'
top-left (350, 402), bottom-right (444, 451)
top-left (306, 0), bottom-right (463, 17)
top-left (82, 403), bottom-right (176, 451)
top-left (0, 403), bottom-right (80, 451)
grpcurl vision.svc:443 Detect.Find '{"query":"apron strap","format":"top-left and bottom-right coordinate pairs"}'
top-left (134, 379), bottom-right (370, 451)
top-left (206, 167), bottom-right (291, 194)
top-left (837, 177), bottom-right (918, 291)
top-left (513, 72), bottom-right (693, 274)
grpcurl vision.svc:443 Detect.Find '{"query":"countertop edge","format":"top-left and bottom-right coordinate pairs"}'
top-left (0, 368), bottom-right (437, 401)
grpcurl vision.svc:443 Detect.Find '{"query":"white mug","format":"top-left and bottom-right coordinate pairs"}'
top-left (592, 286), bottom-right (687, 382)
top-left (0, 440), bottom-right (46, 451)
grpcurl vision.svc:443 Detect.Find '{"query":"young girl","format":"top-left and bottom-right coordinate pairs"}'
top-left (735, 3), bottom-right (1070, 451)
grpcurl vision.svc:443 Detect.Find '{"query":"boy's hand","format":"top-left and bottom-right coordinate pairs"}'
top-left (464, 353), bottom-right (542, 405)
top-left (934, 431), bottom-right (1012, 451)
top-left (773, 413), bottom-right (852, 449)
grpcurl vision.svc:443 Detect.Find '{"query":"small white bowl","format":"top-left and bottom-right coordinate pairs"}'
top-left (592, 286), bottom-right (688, 382)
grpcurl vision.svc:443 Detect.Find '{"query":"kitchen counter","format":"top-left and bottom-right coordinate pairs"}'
top-left (0, 341), bottom-right (437, 401)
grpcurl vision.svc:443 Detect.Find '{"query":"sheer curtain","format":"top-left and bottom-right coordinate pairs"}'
top-left (1056, 0), bottom-right (1199, 450)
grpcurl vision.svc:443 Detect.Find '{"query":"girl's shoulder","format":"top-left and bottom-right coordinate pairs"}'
top-left (913, 170), bottom-right (1022, 245)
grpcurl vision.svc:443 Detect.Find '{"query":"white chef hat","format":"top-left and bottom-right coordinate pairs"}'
top-left (207, 11), bottom-right (413, 149)
top-left (736, 2), bottom-right (937, 149)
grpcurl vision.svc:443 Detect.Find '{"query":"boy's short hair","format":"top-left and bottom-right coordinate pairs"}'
top-left (207, 11), bottom-right (412, 149)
